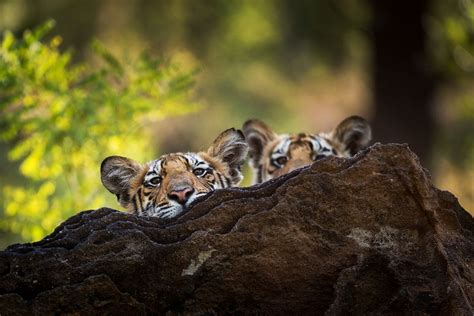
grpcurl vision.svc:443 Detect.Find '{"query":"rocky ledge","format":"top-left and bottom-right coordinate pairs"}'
top-left (0, 144), bottom-right (472, 315)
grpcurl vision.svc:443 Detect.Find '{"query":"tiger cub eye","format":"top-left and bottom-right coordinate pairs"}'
top-left (193, 168), bottom-right (206, 176)
top-left (149, 176), bottom-right (162, 185)
top-left (275, 157), bottom-right (288, 165)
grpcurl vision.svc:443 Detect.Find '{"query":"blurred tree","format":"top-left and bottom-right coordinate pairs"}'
top-left (9, 0), bottom-right (101, 60)
top-left (0, 21), bottom-right (198, 242)
top-left (369, 0), bottom-right (436, 165)
top-left (278, 0), bottom-right (368, 74)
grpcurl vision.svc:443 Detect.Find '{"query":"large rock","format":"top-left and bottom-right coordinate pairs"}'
top-left (0, 144), bottom-right (472, 315)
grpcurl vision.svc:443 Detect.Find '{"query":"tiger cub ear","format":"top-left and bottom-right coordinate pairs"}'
top-left (331, 116), bottom-right (372, 155)
top-left (242, 119), bottom-right (277, 168)
top-left (100, 156), bottom-right (144, 207)
top-left (207, 128), bottom-right (248, 184)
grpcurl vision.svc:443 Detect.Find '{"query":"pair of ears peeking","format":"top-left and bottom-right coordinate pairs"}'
top-left (100, 128), bottom-right (248, 218)
top-left (242, 116), bottom-right (372, 183)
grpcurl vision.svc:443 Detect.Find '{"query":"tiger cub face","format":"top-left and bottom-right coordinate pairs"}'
top-left (100, 128), bottom-right (248, 219)
top-left (243, 116), bottom-right (371, 184)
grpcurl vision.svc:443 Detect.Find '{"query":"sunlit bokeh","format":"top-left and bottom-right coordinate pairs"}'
top-left (1, 0), bottom-right (472, 248)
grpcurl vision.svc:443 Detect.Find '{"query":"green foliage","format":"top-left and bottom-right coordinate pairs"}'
top-left (0, 20), bottom-right (198, 241)
top-left (429, 0), bottom-right (474, 170)
top-left (429, 0), bottom-right (474, 77)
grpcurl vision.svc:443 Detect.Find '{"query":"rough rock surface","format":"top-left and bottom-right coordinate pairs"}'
top-left (0, 144), bottom-right (472, 315)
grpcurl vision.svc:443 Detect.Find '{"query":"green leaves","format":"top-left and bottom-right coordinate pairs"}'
top-left (0, 21), bottom-right (198, 241)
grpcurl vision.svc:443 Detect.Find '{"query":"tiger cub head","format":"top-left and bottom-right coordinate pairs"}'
top-left (243, 116), bottom-right (371, 184)
top-left (100, 128), bottom-right (248, 219)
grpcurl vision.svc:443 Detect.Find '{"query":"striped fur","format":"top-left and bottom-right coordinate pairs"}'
top-left (243, 116), bottom-right (371, 184)
top-left (101, 128), bottom-right (248, 219)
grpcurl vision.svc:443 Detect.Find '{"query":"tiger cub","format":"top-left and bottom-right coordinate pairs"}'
top-left (243, 116), bottom-right (371, 184)
top-left (100, 128), bottom-right (248, 219)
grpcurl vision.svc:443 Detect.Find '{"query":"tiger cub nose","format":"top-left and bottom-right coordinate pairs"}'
top-left (168, 186), bottom-right (195, 204)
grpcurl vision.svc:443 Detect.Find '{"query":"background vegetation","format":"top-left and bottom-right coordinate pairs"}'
top-left (0, 0), bottom-right (472, 248)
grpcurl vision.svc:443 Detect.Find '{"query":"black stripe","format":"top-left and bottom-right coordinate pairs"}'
top-left (134, 195), bottom-right (142, 215)
top-left (160, 159), bottom-right (165, 171)
top-left (204, 181), bottom-right (213, 190)
top-left (132, 195), bottom-right (139, 214)
top-left (223, 175), bottom-right (231, 187)
top-left (216, 173), bottom-right (225, 187)
top-left (136, 188), bottom-right (143, 214)
top-left (181, 155), bottom-right (190, 166)
top-left (187, 154), bottom-right (198, 165)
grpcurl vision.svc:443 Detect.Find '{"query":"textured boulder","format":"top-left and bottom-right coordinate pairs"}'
top-left (0, 144), bottom-right (472, 315)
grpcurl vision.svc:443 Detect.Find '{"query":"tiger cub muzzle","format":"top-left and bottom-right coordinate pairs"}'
top-left (100, 128), bottom-right (248, 219)
top-left (167, 185), bottom-right (194, 205)
top-left (243, 116), bottom-right (372, 184)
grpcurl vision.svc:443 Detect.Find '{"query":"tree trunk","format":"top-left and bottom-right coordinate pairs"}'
top-left (369, 0), bottom-right (436, 166)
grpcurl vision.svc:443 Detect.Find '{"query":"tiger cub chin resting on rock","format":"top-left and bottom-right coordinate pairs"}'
top-left (243, 116), bottom-right (372, 184)
top-left (100, 128), bottom-right (248, 219)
